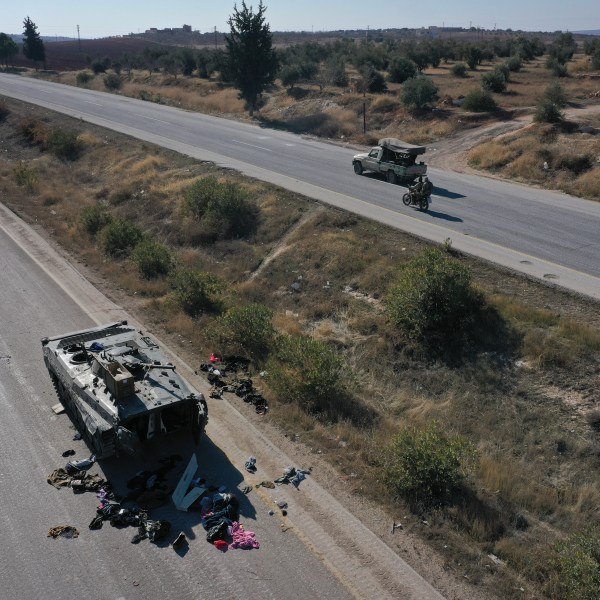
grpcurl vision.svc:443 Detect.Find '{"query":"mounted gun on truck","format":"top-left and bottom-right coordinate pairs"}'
top-left (352, 138), bottom-right (427, 185)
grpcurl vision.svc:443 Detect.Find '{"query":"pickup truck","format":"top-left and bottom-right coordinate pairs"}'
top-left (352, 138), bottom-right (427, 184)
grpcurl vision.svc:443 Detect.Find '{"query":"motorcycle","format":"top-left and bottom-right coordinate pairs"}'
top-left (402, 187), bottom-right (431, 211)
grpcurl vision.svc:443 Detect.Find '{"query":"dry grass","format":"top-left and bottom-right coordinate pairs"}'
top-left (468, 124), bottom-right (600, 198)
top-left (4, 80), bottom-right (600, 600)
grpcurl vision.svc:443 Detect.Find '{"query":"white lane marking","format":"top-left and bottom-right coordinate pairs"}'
top-left (231, 139), bottom-right (272, 152)
top-left (137, 114), bottom-right (171, 125)
top-left (84, 100), bottom-right (102, 106)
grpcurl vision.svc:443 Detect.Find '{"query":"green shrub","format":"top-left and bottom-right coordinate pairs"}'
top-left (387, 56), bottom-right (417, 83)
top-left (462, 89), bottom-right (498, 112)
top-left (450, 62), bottom-right (468, 77)
top-left (534, 98), bottom-right (564, 123)
top-left (481, 69), bottom-right (507, 93)
top-left (279, 64), bottom-right (302, 88)
top-left (103, 72), bottom-right (122, 91)
top-left (553, 153), bottom-right (593, 174)
top-left (47, 128), bottom-right (82, 161)
top-left (384, 422), bottom-right (477, 509)
top-left (547, 56), bottom-right (569, 77)
top-left (0, 101), bottom-right (9, 122)
top-left (171, 267), bottom-right (223, 316)
top-left (209, 304), bottom-right (276, 360)
top-left (266, 335), bottom-right (345, 412)
top-left (184, 176), bottom-right (259, 241)
top-left (101, 219), bottom-right (143, 257)
top-left (544, 82), bottom-right (567, 107)
top-left (76, 71), bottom-right (93, 86)
top-left (80, 204), bottom-right (112, 235)
top-left (506, 56), bottom-right (522, 72)
top-left (13, 162), bottom-right (37, 191)
top-left (495, 63), bottom-right (510, 83)
top-left (18, 116), bottom-right (48, 145)
top-left (401, 76), bottom-right (438, 110)
top-left (593, 49), bottom-right (600, 71)
top-left (90, 59), bottom-right (106, 74)
top-left (131, 238), bottom-right (173, 278)
top-left (386, 247), bottom-right (482, 339)
top-left (551, 527), bottom-right (600, 600)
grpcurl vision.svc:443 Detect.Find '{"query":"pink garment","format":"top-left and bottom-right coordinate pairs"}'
top-left (229, 521), bottom-right (260, 549)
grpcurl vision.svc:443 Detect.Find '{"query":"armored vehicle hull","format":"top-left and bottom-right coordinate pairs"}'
top-left (42, 321), bottom-right (208, 459)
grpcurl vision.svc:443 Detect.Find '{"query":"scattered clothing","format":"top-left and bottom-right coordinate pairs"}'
top-left (65, 454), bottom-right (96, 474)
top-left (274, 467), bottom-right (311, 489)
top-left (245, 457), bottom-right (257, 473)
top-left (214, 539), bottom-right (228, 551)
top-left (255, 480), bottom-right (275, 489)
top-left (206, 520), bottom-right (229, 544)
top-left (61, 449), bottom-right (76, 457)
top-left (229, 522), bottom-right (260, 550)
top-left (48, 526), bottom-right (79, 539)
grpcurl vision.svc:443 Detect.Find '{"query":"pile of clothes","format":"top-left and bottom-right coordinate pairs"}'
top-left (199, 492), bottom-right (260, 550)
top-left (200, 356), bottom-right (269, 414)
top-left (89, 499), bottom-right (171, 544)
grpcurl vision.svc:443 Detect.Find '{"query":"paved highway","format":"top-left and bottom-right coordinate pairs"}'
top-left (0, 204), bottom-right (452, 599)
top-left (1, 73), bottom-right (599, 301)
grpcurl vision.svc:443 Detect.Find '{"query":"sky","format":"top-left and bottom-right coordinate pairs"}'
top-left (5, 0), bottom-right (600, 38)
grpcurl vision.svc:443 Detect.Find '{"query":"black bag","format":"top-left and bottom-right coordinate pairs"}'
top-left (206, 520), bottom-right (228, 543)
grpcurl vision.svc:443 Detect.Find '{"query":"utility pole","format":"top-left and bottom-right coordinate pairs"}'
top-left (214, 26), bottom-right (217, 49)
top-left (77, 25), bottom-right (81, 51)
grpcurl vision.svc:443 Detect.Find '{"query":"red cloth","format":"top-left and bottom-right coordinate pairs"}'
top-left (214, 539), bottom-right (228, 551)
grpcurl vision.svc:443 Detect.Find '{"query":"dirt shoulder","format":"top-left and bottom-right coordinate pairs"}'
top-left (429, 104), bottom-right (600, 170)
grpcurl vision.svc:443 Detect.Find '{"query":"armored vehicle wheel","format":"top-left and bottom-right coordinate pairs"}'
top-left (387, 171), bottom-right (397, 184)
top-left (419, 197), bottom-right (430, 211)
top-left (402, 193), bottom-right (411, 206)
top-left (353, 161), bottom-right (363, 175)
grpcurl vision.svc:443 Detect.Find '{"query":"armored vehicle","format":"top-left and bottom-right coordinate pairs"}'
top-left (42, 321), bottom-right (208, 459)
top-left (352, 138), bottom-right (427, 184)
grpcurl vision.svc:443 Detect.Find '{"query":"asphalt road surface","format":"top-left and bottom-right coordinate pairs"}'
top-left (1, 73), bottom-right (599, 300)
top-left (0, 206), bottom-right (448, 599)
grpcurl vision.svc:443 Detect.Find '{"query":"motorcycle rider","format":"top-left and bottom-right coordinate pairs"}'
top-left (409, 176), bottom-right (424, 203)
top-left (421, 176), bottom-right (433, 199)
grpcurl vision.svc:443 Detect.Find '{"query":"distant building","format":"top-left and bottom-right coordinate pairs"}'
top-left (143, 24), bottom-right (197, 35)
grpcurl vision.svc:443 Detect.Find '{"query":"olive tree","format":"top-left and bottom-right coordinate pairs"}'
top-left (401, 76), bottom-right (438, 110)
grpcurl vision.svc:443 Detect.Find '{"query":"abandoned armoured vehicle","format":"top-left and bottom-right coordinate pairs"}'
top-left (42, 321), bottom-right (208, 459)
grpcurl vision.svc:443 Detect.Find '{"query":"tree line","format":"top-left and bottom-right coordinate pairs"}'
top-left (3, 6), bottom-right (598, 117)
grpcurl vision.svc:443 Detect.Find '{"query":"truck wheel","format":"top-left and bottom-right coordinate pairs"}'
top-left (402, 193), bottom-right (411, 206)
top-left (353, 162), bottom-right (363, 175)
top-left (387, 171), bottom-right (397, 185)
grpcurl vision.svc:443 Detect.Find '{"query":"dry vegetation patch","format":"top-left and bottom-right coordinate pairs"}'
top-left (3, 95), bottom-right (600, 599)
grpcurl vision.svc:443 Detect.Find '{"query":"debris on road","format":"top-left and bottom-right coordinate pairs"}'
top-left (274, 466), bottom-right (312, 489)
top-left (200, 356), bottom-right (269, 415)
top-left (47, 525), bottom-right (79, 539)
